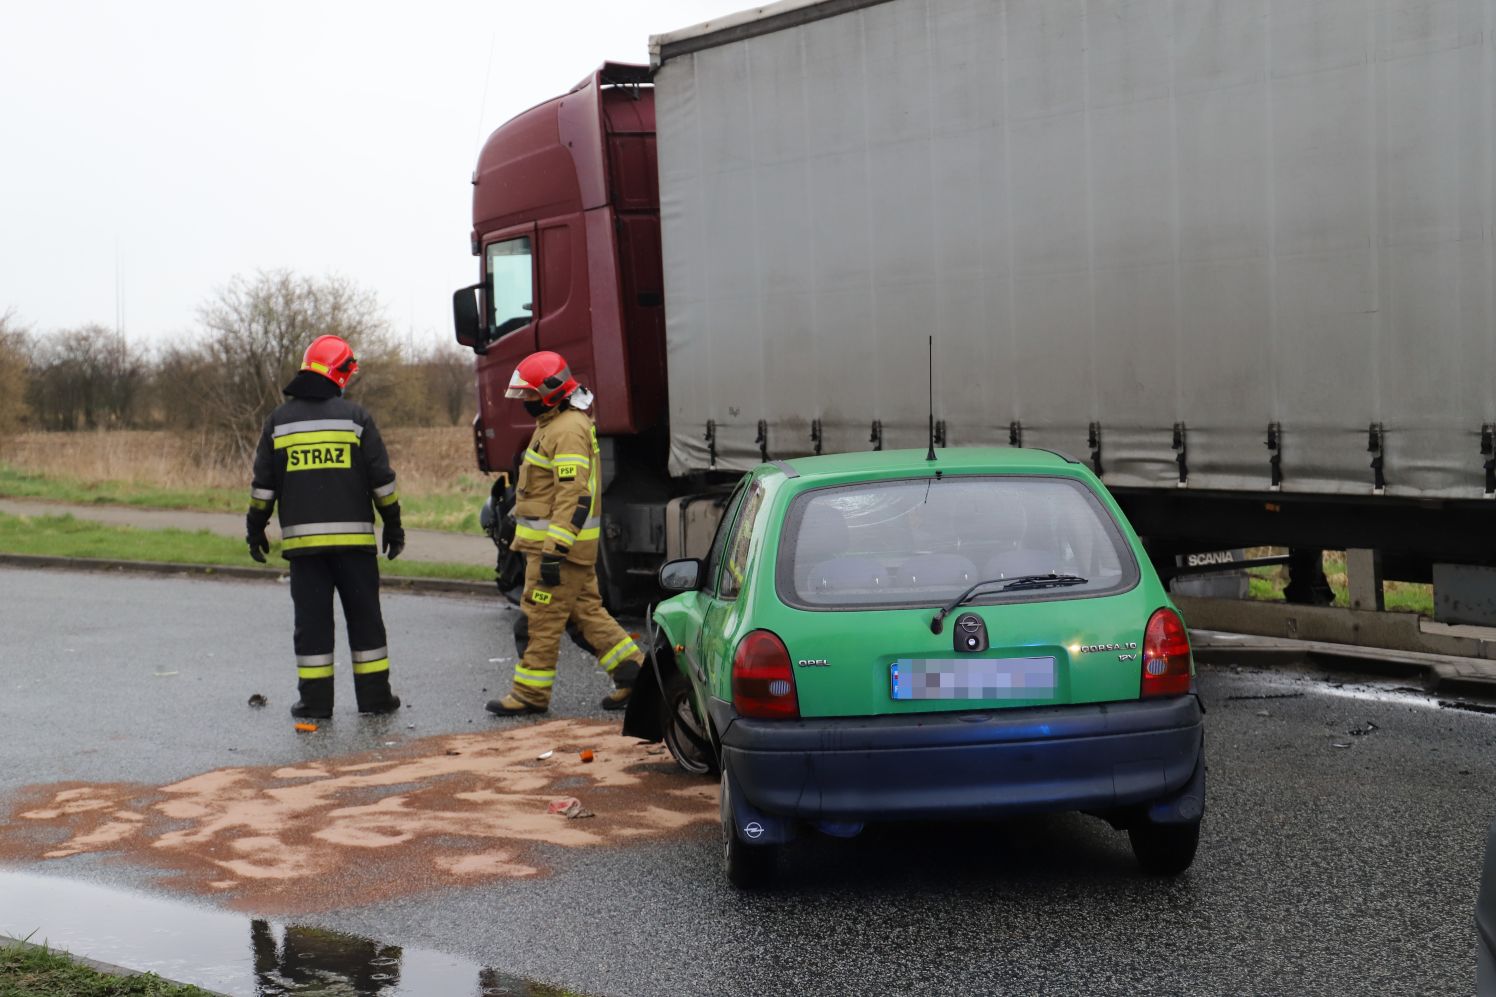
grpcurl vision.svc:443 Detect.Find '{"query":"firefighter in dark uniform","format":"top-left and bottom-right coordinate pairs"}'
top-left (486, 350), bottom-right (642, 716)
top-left (245, 335), bottom-right (404, 719)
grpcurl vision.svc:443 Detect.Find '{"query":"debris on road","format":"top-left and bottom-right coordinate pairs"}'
top-left (1438, 699), bottom-right (1496, 716)
top-left (1225, 692), bottom-right (1304, 701)
top-left (1331, 741), bottom-right (1351, 749)
top-left (547, 797), bottom-right (593, 819)
top-left (153, 671), bottom-right (179, 678)
top-left (1348, 721), bottom-right (1379, 736)
top-left (294, 723), bottom-right (318, 733)
top-left (1255, 710), bottom-right (1270, 718)
top-left (248, 694), bottom-right (267, 708)
top-left (445, 749), bottom-right (461, 756)
top-left (537, 750), bottom-right (554, 760)
top-left (579, 749), bottom-right (595, 763)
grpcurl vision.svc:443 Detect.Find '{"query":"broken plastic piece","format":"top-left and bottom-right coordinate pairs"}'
top-left (294, 723), bottom-right (318, 733)
top-left (546, 797), bottom-right (593, 819)
top-left (579, 749), bottom-right (595, 763)
top-left (537, 750), bottom-right (554, 760)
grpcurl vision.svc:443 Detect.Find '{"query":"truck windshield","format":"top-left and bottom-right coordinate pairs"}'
top-left (486, 237), bottom-right (533, 338)
top-left (776, 476), bottom-right (1137, 609)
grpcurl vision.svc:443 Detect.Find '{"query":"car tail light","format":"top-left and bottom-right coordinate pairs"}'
top-left (732, 630), bottom-right (799, 719)
top-left (1141, 608), bottom-right (1192, 697)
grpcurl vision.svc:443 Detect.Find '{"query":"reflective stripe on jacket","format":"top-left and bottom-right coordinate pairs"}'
top-left (511, 406), bottom-right (602, 566)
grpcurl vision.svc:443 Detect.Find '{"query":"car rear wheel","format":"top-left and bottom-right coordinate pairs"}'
top-left (663, 670), bottom-right (718, 776)
top-left (1128, 818), bottom-right (1201, 876)
top-left (721, 770), bottom-right (776, 889)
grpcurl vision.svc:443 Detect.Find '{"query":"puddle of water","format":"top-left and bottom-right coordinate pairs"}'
top-left (0, 867), bottom-right (565, 996)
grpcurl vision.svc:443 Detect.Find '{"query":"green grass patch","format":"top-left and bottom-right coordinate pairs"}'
top-left (0, 513), bottom-right (491, 583)
top-left (0, 937), bottom-right (214, 996)
top-left (0, 465), bottom-right (240, 514)
top-left (1244, 559), bottom-right (1433, 615)
top-left (400, 485), bottom-right (486, 534)
top-left (0, 465), bottom-right (486, 534)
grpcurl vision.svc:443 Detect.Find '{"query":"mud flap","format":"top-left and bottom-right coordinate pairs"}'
top-left (1146, 733), bottom-right (1206, 825)
top-left (722, 764), bottom-right (796, 846)
top-left (621, 657), bottom-right (665, 742)
top-left (622, 613), bottom-right (669, 742)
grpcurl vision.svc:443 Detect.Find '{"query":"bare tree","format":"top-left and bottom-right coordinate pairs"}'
top-left (421, 341), bottom-right (476, 426)
top-left (0, 310), bottom-right (29, 441)
top-left (24, 324), bottom-right (146, 430)
top-left (180, 270), bottom-right (391, 457)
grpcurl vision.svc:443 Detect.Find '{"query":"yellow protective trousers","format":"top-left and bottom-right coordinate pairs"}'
top-left (508, 555), bottom-right (644, 709)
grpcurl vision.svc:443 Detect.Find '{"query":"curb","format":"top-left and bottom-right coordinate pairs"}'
top-left (1191, 629), bottom-right (1496, 698)
top-left (0, 932), bottom-right (230, 996)
top-left (0, 552), bottom-right (499, 598)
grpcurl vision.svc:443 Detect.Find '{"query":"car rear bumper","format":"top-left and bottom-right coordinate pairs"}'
top-left (717, 694), bottom-right (1204, 823)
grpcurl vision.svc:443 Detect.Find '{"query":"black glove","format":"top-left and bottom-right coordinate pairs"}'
top-left (539, 554), bottom-right (562, 587)
top-left (383, 524), bottom-right (405, 561)
top-left (245, 508), bottom-right (271, 564)
top-left (247, 529), bottom-right (270, 563)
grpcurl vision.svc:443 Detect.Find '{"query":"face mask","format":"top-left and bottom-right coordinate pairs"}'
top-left (523, 400), bottom-right (549, 418)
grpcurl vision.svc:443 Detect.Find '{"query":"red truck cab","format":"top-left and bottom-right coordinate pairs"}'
top-left (454, 63), bottom-right (678, 603)
top-left (455, 63), bottom-right (666, 476)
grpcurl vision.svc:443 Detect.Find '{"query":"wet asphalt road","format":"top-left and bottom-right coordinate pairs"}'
top-left (2, 565), bottom-right (1494, 996)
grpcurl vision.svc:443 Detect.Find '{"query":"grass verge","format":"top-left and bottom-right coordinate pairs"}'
top-left (1244, 550), bottom-right (1433, 616)
top-left (0, 937), bottom-right (214, 996)
top-left (0, 465), bottom-right (487, 535)
top-left (0, 513), bottom-right (493, 583)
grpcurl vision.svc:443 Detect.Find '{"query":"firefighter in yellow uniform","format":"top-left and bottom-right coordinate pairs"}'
top-left (486, 351), bottom-right (644, 716)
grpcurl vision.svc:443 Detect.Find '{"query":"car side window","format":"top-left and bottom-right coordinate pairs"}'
top-left (702, 480), bottom-right (748, 597)
top-left (718, 483), bottom-right (764, 601)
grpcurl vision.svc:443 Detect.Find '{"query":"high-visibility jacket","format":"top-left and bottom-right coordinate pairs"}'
top-left (511, 405), bottom-right (602, 566)
top-left (249, 389), bottom-right (400, 559)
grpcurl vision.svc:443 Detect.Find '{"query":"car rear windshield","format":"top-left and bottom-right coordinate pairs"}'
top-left (776, 475), bottom-right (1139, 609)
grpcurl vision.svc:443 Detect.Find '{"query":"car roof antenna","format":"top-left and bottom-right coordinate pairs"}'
top-left (925, 335), bottom-right (938, 462)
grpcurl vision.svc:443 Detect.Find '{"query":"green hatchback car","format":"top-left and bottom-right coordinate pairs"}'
top-left (624, 448), bottom-right (1205, 887)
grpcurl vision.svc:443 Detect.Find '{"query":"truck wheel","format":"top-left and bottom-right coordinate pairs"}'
top-left (1128, 818), bottom-right (1201, 876)
top-left (662, 670), bottom-right (718, 777)
top-left (721, 770), bottom-right (776, 889)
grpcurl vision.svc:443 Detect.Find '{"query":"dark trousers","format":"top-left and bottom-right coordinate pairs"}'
top-left (288, 552), bottom-right (391, 707)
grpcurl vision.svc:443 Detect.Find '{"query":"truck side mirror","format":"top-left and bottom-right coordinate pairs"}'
top-left (452, 284), bottom-right (487, 354)
top-left (658, 558), bottom-right (704, 593)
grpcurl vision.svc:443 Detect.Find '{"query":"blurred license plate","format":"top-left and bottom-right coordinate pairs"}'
top-left (890, 657), bottom-right (1056, 701)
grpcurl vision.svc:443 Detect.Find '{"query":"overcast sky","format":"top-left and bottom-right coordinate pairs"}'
top-left (0, 0), bottom-right (748, 348)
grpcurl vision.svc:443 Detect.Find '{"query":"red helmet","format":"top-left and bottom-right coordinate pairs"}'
top-left (301, 335), bottom-right (358, 389)
top-left (506, 351), bottom-right (578, 407)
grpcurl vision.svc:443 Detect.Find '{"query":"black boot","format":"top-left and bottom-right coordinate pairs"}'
top-left (354, 671), bottom-right (401, 715)
top-left (291, 676), bottom-right (334, 719)
top-left (601, 660), bottom-right (641, 711)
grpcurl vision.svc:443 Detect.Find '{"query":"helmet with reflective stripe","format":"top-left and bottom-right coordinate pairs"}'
top-left (301, 335), bottom-right (358, 389)
top-left (506, 351), bottom-right (578, 407)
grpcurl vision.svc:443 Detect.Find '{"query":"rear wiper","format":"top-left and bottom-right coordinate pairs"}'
top-left (930, 574), bottom-right (1089, 634)
top-left (997, 573), bottom-right (1088, 592)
